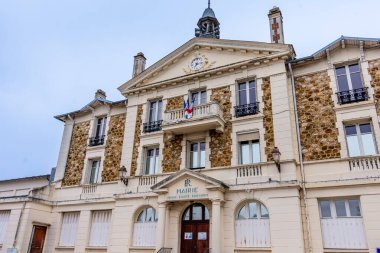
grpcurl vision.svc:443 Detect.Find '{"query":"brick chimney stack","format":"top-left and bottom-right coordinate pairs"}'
top-left (268, 6), bottom-right (284, 44)
top-left (133, 52), bottom-right (146, 78)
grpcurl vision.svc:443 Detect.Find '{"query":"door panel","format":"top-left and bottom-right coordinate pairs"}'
top-left (29, 226), bottom-right (47, 253)
top-left (196, 223), bottom-right (209, 253)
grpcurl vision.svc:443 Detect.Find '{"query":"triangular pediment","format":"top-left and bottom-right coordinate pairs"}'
top-left (118, 37), bottom-right (294, 94)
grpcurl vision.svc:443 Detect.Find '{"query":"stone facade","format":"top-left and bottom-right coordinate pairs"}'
top-left (130, 105), bottom-right (143, 176)
top-left (102, 113), bottom-right (126, 182)
top-left (166, 95), bottom-right (183, 110)
top-left (369, 59), bottom-right (380, 116)
top-left (162, 134), bottom-right (183, 173)
top-left (262, 77), bottom-right (275, 161)
top-left (295, 71), bottom-right (341, 161)
top-left (62, 121), bottom-right (90, 186)
top-left (209, 86), bottom-right (232, 167)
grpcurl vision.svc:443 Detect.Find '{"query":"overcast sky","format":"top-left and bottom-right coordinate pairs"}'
top-left (1, 0), bottom-right (379, 180)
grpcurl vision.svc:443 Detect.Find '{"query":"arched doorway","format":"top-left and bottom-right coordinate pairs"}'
top-left (181, 203), bottom-right (210, 253)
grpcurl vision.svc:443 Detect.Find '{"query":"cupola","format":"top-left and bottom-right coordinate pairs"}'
top-left (195, 0), bottom-right (220, 39)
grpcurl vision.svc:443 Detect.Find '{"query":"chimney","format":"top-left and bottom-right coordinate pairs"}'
top-left (95, 89), bottom-right (107, 99)
top-left (268, 6), bottom-right (284, 44)
top-left (133, 52), bottom-right (146, 77)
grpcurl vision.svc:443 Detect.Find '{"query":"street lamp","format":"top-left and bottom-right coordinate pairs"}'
top-left (119, 166), bottom-right (128, 186)
top-left (272, 147), bottom-right (281, 173)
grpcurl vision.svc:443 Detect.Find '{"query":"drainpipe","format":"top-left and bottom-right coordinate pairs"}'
top-left (288, 62), bottom-right (313, 253)
top-left (12, 189), bottom-right (31, 248)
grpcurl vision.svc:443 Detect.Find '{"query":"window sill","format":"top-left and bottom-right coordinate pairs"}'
top-left (55, 246), bottom-right (75, 250)
top-left (324, 249), bottom-right (368, 253)
top-left (334, 99), bottom-right (374, 112)
top-left (231, 113), bottom-right (264, 123)
top-left (140, 130), bottom-right (163, 137)
top-left (85, 246), bottom-right (108, 250)
top-left (87, 144), bottom-right (106, 151)
top-left (234, 247), bottom-right (271, 252)
top-left (129, 246), bottom-right (156, 250)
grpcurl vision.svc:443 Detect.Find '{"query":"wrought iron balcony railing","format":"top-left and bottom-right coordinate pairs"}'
top-left (143, 120), bottom-right (163, 133)
top-left (336, 87), bottom-right (369, 105)
top-left (89, 135), bottom-right (105, 146)
top-left (234, 102), bottom-right (260, 117)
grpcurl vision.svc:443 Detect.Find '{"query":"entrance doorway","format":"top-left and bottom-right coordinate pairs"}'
top-left (181, 203), bottom-right (209, 253)
top-left (28, 225), bottom-right (47, 253)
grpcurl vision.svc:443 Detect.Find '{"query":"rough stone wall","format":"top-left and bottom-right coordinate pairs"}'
top-left (295, 71), bottom-right (341, 161)
top-left (369, 59), bottom-right (380, 116)
top-left (162, 134), bottom-right (183, 173)
top-left (62, 121), bottom-right (90, 186)
top-left (102, 113), bottom-right (126, 182)
top-left (166, 95), bottom-right (183, 110)
top-left (262, 78), bottom-right (275, 161)
top-left (209, 86), bottom-right (232, 167)
top-left (130, 105), bottom-right (143, 176)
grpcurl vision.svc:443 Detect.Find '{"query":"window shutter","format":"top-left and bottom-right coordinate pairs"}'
top-left (89, 210), bottom-right (112, 247)
top-left (0, 211), bottom-right (10, 244)
top-left (237, 132), bottom-right (259, 142)
top-left (59, 212), bottom-right (80, 246)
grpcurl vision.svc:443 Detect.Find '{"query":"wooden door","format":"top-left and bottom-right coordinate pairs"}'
top-left (29, 226), bottom-right (47, 253)
top-left (181, 204), bottom-right (209, 253)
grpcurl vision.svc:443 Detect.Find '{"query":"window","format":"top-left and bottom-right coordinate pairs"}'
top-left (89, 117), bottom-right (107, 146)
top-left (235, 80), bottom-right (259, 117)
top-left (87, 159), bottom-right (101, 184)
top-left (133, 207), bottom-right (158, 246)
top-left (59, 212), bottom-right (79, 247)
top-left (235, 201), bottom-right (270, 248)
top-left (319, 199), bottom-right (367, 249)
top-left (88, 210), bottom-right (112, 247)
top-left (0, 211), bottom-right (10, 245)
top-left (240, 140), bottom-right (260, 164)
top-left (190, 141), bottom-right (206, 169)
top-left (182, 204), bottom-right (209, 221)
top-left (345, 123), bottom-right (376, 157)
top-left (144, 100), bottom-right (163, 133)
top-left (335, 64), bottom-right (368, 104)
top-left (191, 90), bottom-right (207, 106)
top-left (144, 147), bottom-right (159, 175)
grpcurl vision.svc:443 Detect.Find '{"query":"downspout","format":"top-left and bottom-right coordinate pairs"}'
top-left (288, 62), bottom-right (313, 253)
top-left (12, 189), bottom-right (32, 248)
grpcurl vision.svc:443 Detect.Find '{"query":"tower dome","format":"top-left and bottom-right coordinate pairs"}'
top-left (195, 0), bottom-right (220, 39)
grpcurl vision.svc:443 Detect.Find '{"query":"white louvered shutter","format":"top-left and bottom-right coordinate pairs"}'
top-left (89, 210), bottom-right (112, 246)
top-left (59, 212), bottom-right (80, 246)
top-left (0, 211), bottom-right (10, 244)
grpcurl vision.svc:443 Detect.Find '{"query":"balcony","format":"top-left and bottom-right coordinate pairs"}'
top-left (336, 87), bottom-right (369, 105)
top-left (143, 120), bottom-right (162, 133)
top-left (89, 135), bottom-right (105, 146)
top-left (234, 102), bottom-right (260, 117)
top-left (162, 102), bottom-right (225, 134)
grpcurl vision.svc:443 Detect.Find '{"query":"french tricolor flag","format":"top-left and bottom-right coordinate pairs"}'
top-left (183, 95), bottom-right (193, 119)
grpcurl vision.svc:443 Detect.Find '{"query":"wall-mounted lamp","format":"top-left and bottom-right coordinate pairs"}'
top-left (119, 166), bottom-right (128, 186)
top-left (272, 147), bottom-right (281, 173)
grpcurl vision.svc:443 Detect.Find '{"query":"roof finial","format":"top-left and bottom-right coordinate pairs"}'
top-left (208, 0), bottom-right (210, 8)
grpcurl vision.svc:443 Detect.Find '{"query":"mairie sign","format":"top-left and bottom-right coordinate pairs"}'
top-left (167, 179), bottom-right (208, 201)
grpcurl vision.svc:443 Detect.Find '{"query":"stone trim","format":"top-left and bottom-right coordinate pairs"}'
top-left (295, 70), bottom-right (341, 161)
top-left (102, 113), bottom-right (126, 182)
top-left (369, 59), bottom-right (380, 116)
top-left (62, 121), bottom-right (91, 186)
top-left (262, 78), bottom-right (275, 161)
top-left (130, 105), bottom-right (143, 176)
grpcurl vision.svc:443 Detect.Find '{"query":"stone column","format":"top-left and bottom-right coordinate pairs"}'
top-left (156, 202), bottom-right (167, 251)
top-left (211, 199), bottom-right (222, 253)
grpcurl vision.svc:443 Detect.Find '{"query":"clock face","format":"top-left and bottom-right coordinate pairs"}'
top-left (191, 57), bottom-right (204, 71)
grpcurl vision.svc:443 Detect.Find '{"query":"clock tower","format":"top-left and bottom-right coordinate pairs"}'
top-left (195, 0), bottom-right (220, 39)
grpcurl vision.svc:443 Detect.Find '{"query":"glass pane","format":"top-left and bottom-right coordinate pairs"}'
top-left (238, 205), bottom-right (248, 219)
top-left (347, 135), bottom-right (361, 157)
top-left (191, 143), bottom-right (198, 152)
top-left (154, 209), bottom-right (158, 222)
top-left (238, 83), bottom-right (247, 105)
top-left (248, 202), bottom-right (257, 218)
top-left (190, 151), bottom-right (198, 168)
top-left (261, 205), bottom-right (269, 218)
top-left (345, 125), bottom-right (357, 135)
top-left (335, 200), bottom-right (347, 217)
top-left (335, 66), bottom-right (346, 76)
top-left (157, 100), bottom-right (163, 121)
top-left (348, 200), bottom-right (361, 216)
top-left (350, 72), bottom-right (363, 89)
top-left (348, 64), bottom-right (360, 73)
top-left (183, 209), bottom-right (190, 220)
top-left (192, 92), bottom-right (199, 106)
top-left (200, 150), bottom-right (205, 168)
top-left (248, 81), bottom-right (256, 103)
top-left (359, 124), bottom-right (372, 134)
top-left (192, 206), bottom-right (202, 220)
top-left (146, 208), bottom-right (153, 222)
top-left (200, 91), bottom-right (207, 104)
top-left (149, 102), bottom-right (157, 122)
top-left (137, 211), bottom-right (144, 222)
top-left (337, 75), bottom-right (349, 91)
top-left (240, 142), bottom-right (250, 164)
top-left (200, 142), bottom-right (206, 151)
top-left (362, 133), bottom-right (376, 155)
top-left (320, 201), bottom-right (331, 218)
top-left (205, 207), bottom-right (210, 220)
top-left (251, 142), bottom-right (260, 163)
top-left (154, 156), bottom-right (159, 174)
top-left (90, 161), bottom-right (99, 184)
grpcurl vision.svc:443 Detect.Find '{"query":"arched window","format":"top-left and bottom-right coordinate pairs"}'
top-left (235, 201), bottom-right (270, 248)
top-left (133, 207), bottom-right (157, 247)
top-left (182, 204), bottom-right (210, 221)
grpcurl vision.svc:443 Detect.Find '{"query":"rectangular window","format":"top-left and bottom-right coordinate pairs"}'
top-left (88, 160), bottom-right (101, 184)
top-left (190, 141), bottom-right (206, 169)
top-left (240, 140), bottom-right (260, 164)
top-left (144, 147), bottom-right (159, 175)
top-left (89, 210), bottom-right (112, 247)
top-left (59, 212), bottom-right (80, 247)
top-left (149, 100), bottom-right (163, 123)
top-left (345, 123), bottom-right (376, 157)
top-left (0, 211), bottom-right (10, 244)
top-left (238, 80), bottom-right (256, 106)
top-left (95, 117), bottom-right (107, 138)
top-left (336, 64), bottom-right (363, 91)
top-left (191, 90), bottom-right (207, 106)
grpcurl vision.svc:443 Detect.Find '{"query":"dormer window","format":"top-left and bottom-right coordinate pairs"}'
top-left (89, 116), bottom-right (107, 146)
top-left (235, 80), bottom-right (259, 117)
top-left (335, 64), bottom-right (369, 104)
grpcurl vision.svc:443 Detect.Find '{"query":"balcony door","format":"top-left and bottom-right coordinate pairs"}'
top-left (336, 64), bottom-right (363, 92)
top-left (238, 80), bottom-right (256, 106)
top-left (149, 100), bottom-right (163, 123)
top-left (28, 226), bottom-right (47, 253)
